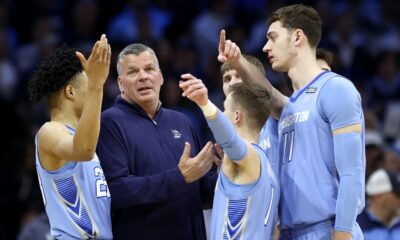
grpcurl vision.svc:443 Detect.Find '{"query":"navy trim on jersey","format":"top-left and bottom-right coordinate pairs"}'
top-left (290, 70), bottom-right (329, 103)
top-left (251, 143), bottom-right (264, 152)
top-left (65, 125), bottom-right (75, 133)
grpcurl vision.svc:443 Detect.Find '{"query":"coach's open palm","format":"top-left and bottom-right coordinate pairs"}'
top-left (179, 73), bottom-right (208, 107)
top-left (76, 34), bottom-right (111, 87)
top-left (178, 142), bottom-right (215, 183)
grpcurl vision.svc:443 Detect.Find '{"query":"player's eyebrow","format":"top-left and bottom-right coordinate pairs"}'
top-left (267, 31), bottom-right (277, 39)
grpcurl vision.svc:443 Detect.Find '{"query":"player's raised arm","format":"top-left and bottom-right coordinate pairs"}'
top-left (179, 73), bottom-right (260, 175)
top-left (28, 35), bottom-right (113, 239)
top-left (71, 34), bottom-right (111, 160)
top-left (218, 30), bottom-right (287, 119)
top-left (39, 34), bottom-right (111, 163)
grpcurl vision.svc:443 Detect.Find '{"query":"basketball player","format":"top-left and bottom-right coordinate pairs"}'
top-left (28, 34), bottom-right (112, 239)
top-left (218, 4), bottom-right (365, 240)
top-left (180, 75), bottom-right (279, 239)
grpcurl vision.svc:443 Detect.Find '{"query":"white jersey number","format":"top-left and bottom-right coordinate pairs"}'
top-left (94, 167), bottom-right (110, 198)
top-left (283, 130), bottom-right (295, 163)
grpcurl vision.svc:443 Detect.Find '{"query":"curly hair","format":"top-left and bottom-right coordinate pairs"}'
top-left (28, 46), bottom-right (83, 102)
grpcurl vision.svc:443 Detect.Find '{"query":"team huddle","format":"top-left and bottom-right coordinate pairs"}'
top-left (29, 4), bottom-right (365, 240)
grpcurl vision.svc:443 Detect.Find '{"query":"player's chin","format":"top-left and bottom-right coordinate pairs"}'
top-left (271, 63), bottom-right (286, 72)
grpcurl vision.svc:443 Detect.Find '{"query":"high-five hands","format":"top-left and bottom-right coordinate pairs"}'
top-left (218, 30), bottom-right (241, 64)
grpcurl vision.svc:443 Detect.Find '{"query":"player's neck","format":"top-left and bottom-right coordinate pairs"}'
top-left (288, 54), bottom-right (325, 91)
top-left (237, 126), bottom-right (258, 144)
top-left (50, 105), bottom-right (79, 129)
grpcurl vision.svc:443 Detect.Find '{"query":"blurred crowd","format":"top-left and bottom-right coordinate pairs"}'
top-left (1, 0), bottom-right (400, 239)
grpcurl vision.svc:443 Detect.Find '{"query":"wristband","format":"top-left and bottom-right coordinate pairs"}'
top-left (199, 100), bottom-right (218, 118)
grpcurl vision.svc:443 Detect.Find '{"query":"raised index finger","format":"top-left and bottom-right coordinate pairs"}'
top-left (219, 30), bottom-right (226, 50)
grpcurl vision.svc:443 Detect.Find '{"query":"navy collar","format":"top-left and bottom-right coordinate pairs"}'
top-left (114, 95), bottom-right (163, 121)
top-left (289, 70), bottom-right (330, 103)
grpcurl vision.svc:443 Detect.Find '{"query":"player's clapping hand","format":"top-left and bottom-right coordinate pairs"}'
top-left (76, 34), bottom-right (111, 87)
top-left (179, 73), bottom-right (208, 106)
top-left (218, 30), bottom-right (241, 64)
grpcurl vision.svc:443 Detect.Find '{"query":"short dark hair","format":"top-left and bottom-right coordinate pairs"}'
top-left (267, 4), bottom-right (322, 48)
top-left (220, 54), bottom-right (265, 77)
top-left (28, 46), bottom-right (83, 102)
top-left (316, 48), bottom-right (333, 66)
top-left (228, 82), bottom-right (271, 131)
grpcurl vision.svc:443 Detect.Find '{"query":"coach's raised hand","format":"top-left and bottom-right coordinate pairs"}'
top-left (218, 29), bottom-right (241, 64)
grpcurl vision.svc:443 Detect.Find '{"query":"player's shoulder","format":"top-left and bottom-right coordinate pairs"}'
top-left (326, 73), bottom-right (356, 87)
top-left (38, 122), bottom-right (71, 151)
top-left (39, 122), bottom-right (70, 137)
top-left (322, 72), bottom-right (358, 94)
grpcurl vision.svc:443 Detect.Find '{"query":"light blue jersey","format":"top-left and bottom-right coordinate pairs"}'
top-left (35, 126), bottom-right (112, 239)
top-left (278, 71), bottom-right (365, 229)
top-left (259, 117), bottom-right (280, 179)
top-left (210, 145), bottom-right (279, 240)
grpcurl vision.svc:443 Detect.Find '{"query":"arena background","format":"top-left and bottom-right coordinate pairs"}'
top-left (1, 0), bottom-right (400, 238)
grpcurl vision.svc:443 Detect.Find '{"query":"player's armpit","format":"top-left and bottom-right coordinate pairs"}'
top-left (223, 142), bottom-right (261, 183)
top-left (333, 123), bottom-right (362, 135)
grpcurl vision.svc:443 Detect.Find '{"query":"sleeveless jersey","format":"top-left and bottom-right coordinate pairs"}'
top-left (35, 125), bottom-right (112, 239)
top-left (210, 144), bottom-right (279, 239)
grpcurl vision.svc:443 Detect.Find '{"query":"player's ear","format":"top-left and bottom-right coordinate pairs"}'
top-left (293, 29), bottom-right (304, 46)
top-left (234, 110), bottom-right (243, 125)
top-left (64, 84), bottom-right (75, 99)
